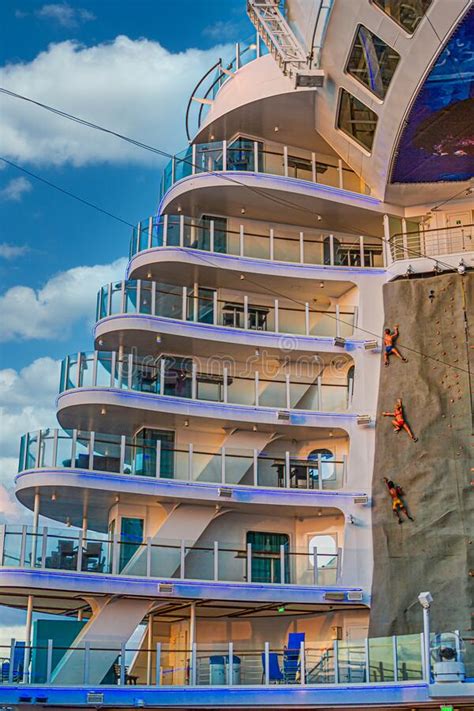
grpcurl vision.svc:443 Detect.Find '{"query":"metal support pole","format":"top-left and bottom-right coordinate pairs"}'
top-left (313, 548), bottom-right (318, 584)
top-left (213, 541), bottom-right (219, 581)
top-left (422, 606), bottom-right (431, 683)
top-left (32, 492), bottom-right (40, 567)
top-left (264, 641), bottom-right (270, 685)
top-left (253, 449), bottom-right (258, 486)
top-left (146, 614), bottom-right (153, 685)
top-left (299, 232), bottom-right (304, 263)
top-left (334, 640), bottom-right (339, 683)
top-left (228, 642), bottom-right (234, 685)
top-left (392, 635), bottom-right (398, 682)
top-left (300, 640), bottom-right (306, 685)
top-left (156, 642), bottom-right (162, 686)
top-left (46, 639), bottom-right (53, 683)
top-left (280, 544), bottom-right (285, 584)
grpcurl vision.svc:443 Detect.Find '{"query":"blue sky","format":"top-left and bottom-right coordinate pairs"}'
top-left (0, 3), bottom-right (253, 644)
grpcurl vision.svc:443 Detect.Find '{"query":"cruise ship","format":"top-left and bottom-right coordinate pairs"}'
top-left (1, 0), bottom-right (473, 708)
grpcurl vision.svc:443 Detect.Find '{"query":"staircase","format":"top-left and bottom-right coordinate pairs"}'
top-left (247, 0), bottom-right (307, 76)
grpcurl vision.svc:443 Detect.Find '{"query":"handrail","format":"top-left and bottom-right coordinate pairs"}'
top-left (129, 213), bottom-right (384, 269)
top-left (185, 58), bottom-right (222, 142)
top-left (18, 427), bottom-right (348, 491)
top-left (389, 222), bottom-right (473, 260)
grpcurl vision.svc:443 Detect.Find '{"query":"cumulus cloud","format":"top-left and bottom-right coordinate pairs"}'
top-left (0, 256), bottom-right (127, 341)
top-left (0, 176), bottom-right (32, 202)
top-left (0, 243), bottom-right (29, 259)
top-left (0, 36), bottom-right (231, 167)
top-left (36, 3), bottom-right (96, 27)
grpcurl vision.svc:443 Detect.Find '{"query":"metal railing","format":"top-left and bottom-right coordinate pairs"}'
top-left (2, 630), bottom-right (449, 687)
top-left (247, 0), bottom-right (307, 76)
top-left (186, 33), bottom-right (266, 139)
top-left (96, 279), bottom-right (358, 340)
top-left (160, 140), bottom-right (369, 197)
top-left (59, 351), bottom-right (353, 413)
top-left (19, 428), bottom-right (347, 490)
top-left (0, 524), bottom-right (342, 588)
top-left (390, 223), bottom-right (473, 261)
top-left (129, 213), bottom-right (384, 268)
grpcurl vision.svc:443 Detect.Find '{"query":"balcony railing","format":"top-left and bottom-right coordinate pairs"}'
top-left (59, 352), bottom-right (353, 412)
top-left (4, 630), bottom-right (467, 687)
top-left (186, 32), bottom-right (266, 140)
top-left (96, 280), bottom-right (357, 339)
top-left (390, 223), bottom-right (473, 261)
top-left (0, 524), bottom-right (341, 587)
top-left (129, 214), bottom-right (384, 268)
top-left (19, 428), bottom-right (347, 490)
top-left (160, 140), bottom-right (369, 197)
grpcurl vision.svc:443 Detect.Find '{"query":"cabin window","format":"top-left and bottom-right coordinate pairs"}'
top-left (346, 25), bottom-right (400, 99)
top-left (372, 0), bottom-right (432, 34)
top-left (337, 89), bottom-right (378, 151)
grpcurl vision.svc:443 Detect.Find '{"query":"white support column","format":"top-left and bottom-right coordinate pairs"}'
top-left (311, 152), bottom-right (316, 183)
top-left (280, 544), bottom-right (285, 584)
top-left (300, 640), bottom-right (306, 685)
top-left (392, 635), bottom-right (398, 682)
top-left (239, 224), bottom-right (244, 256)
top-left (305, 302), bottom-right (310, 335)
top-left (151, 281), bottom-right (156, 314)
top-left (160, 357), bottom-right (166, 395)
top-left (179, 213), bottom-right (185, 247)
top-left (254, 372), bottom-right (259, 406)
top-left (422, 606), bottom-right (431, 683)
top-left (402, 217), bottom-right (408, 259)
top-left (147, 216), bottom-right (153, 249)
top-left (23, 595), bottom-right (34, 682)
top-left (243, 295), bottom-right (249, 330)
top-left (213, 541), bottom-right (219, 581)
top-left (192, 144), bottom-right (197, 175)
top-left (264, 642), bottom-right (270, 685)
top-left (209, 220), bottom-right (215, 253)
top-left (146, 614), bottom-right (153, 685)
top-left (188, 443), bottom-right (193, 481)
top-left (163, 214), bottom-right (168, 247)
top-left (213, 291), bottom-right (218, 325)
top-left (285, 451), bottom-right (290, 489)
top-left (253, 142), bottom-right (259, 172)
top-left (223, 367), bottom-right (228, 403)
top-left (299, 232), bottom-right (304, 263)
top-left (383, 214), bottom-right (391, 266)
top-left (334, 640), bottom-right (339, 683)
top-left (269, 228), bottom-right (275, 261)
top-left (156, 643), bottom-right (162, 686)
top-left (285, 374), bottom-right (291, 409)
top-left (46, 639), bottom-right (53, 683)
top-left (221, 447), bottom-right (226, 484)
top-left (228, 642), bottom-right (234, 685)
top-left (359, 235), bottom-right (365, 267)
top-left (253, 449), bottom-right (258, 486)
top-left (318, 453), bottom-right (323, 491)
top-left (136, 279), bottom-right (142, 313)
top-left (222, 140), bottom-right (227, 171)
top-left (193, 282), bottom-right (199, 322)
top-left (274, 299), bottom-right (279, 332)
top-left (283, 146), bottom-right (288, 177)
top-left (156, 439), bottom-right (162, 478)
top-left (364, 637), bottom-right (370, 683)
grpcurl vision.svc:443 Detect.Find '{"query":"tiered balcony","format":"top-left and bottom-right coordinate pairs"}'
top-left (58, 351), bottom-right (354, 419)
top-left (95, 279), bottom-right (358, 353)
top-left (160, 139), bottom-right (370, 197)
top-left (0, 524), bottom-right (344, 591)
top-left (389, 222), bottom-right (474, 261)
top-left (129, 214), bottom-right (385, 271)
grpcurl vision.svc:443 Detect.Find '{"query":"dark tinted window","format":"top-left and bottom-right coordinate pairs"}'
top-left (337, 89), bottom-right (378, 151)
top-left (372, 0), bottom-right (432, 34)
top-left (347, 25), bottom-right (400, 99)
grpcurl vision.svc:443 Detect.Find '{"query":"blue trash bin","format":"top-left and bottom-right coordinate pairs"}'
top-left (209, 655), bottom-right (225, 685)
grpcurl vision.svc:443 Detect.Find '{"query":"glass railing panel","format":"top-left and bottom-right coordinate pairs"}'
top-left (95, 352), bottom-right (113, 388)
top-left (459, 630), bottom-right (474, 677)
top-left (303, 239), bottom-right (324, 265)
top-left (139, 282), bottom-right (153, 315)
top-left (3, 527), bottom-right (22, 566)
top-left (172, 449), bottom-right (189, 480)
top-left (195, 142), bottom-right (223, 173)
top-left (290, 381), bottom-right (319, 410)
top-left (64, 354), bottom-right (78, 390)
top-left (133, 362), bottom-right (161, 395)
top-left (155, 284), bottom-right (182, 319)
top-left (342, 169), bottom-right (363, 194)
top-left (124, 282), bottom-right (138, 314)
top-left (149, 540), bottom-right (181, 579)
top-left (279, 308), bottom-right (306, 335)
top-left (162, 161), bottom-right (172, 194)
top-left (339, 311), bottom-right (355, 338)
top-left (25, 432), bottom-right (39, 470)
top-left (224, 230), bottom-right (240, 256)
top-left (224, 448), bottom-right (253, 485)
top-left (321, 385), bottom-right (348, 412)
top-left (227, 146), bottom-right (256, 172)
top-left (81, 532), bottom-right (111, 574)
top-left (174, 147), bottom-right (193, 183)
top-left (273, 236), bottom-right (300, 263)
top-left (92, 432), bottom-right (122, 474)
top-left (38, 430), bottom-right (55, 468)
top-left (192, 449), bottom-right (221, 483)
top-left (256, 455), bottom-right (281, 488)
top-left (316, 163), bottom-right (340, 189)
top-left (396, 634), bottom-right (423, 680)
top-left (258, 379), bottom-right (286, 408)
top-left (217, 543), bottom-right (245, 583)
top-left (310, 311), bottom-right (337, 337)
top-left (184, 541), bottom-right (214, 582)
top-left (369, 636), bottom-right (395, 682)
top-left (166, 216), bottom-right (181, 247)
top-left (138, 222), bottom-right (149, 252)
top-left (110, 282), bottom-right (123, 315)
top-left (227, 376), bottom-right (255, 406)
top-left (320, 461), bottom-right (344, 490)
top-left (287, 155), bottom-right (313, 183)
top-left (97, 284), bottom-right (109, 320)
top-left (242, 233), bottom-right (270, 260)
top-left (75, 431), bottom-right (91, 469)
top-left (44, 529), bottom-right (81, 572)
top-left (337, 640), bottom-right (367, 683)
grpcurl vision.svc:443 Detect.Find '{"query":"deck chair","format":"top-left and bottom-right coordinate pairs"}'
top-left (283, 632), bottom-right (305, 683)
top-left (261, 652), bottom-right (283, 683)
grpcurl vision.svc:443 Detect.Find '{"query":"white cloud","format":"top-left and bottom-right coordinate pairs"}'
top-left (0, 36), bottom-right (231, 167)
top-left (203, 20), bottom-right (242, 41)
top-left (0, 256), bottom-right (127, 341)
top-left (0, 176), bottom-right (32, 202)
top-left (36, 3), bottom-right (96, 27)
top-left (0, 243), bottom-right (29, 259)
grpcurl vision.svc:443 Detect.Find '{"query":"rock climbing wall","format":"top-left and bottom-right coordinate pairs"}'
top-left (369, 272), bottom-right (474, 637)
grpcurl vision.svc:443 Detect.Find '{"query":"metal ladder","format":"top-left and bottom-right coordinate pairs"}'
top-left (247, 0), bottom-right (307, 76)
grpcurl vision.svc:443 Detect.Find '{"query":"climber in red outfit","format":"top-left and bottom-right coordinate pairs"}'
top-left (382, 398), bottom-right (418, 441)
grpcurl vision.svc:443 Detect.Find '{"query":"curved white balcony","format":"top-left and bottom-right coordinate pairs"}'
top-left (57, 351), bottom-right (357, 433)
top-left (95, 279), bottom-right (360, 354)
top-left (128, 214), bottom-right (386, 277)
top-left (15, 428), bottom-right (365, 528)
top-left (0, 525), bottom-right (361, 603)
